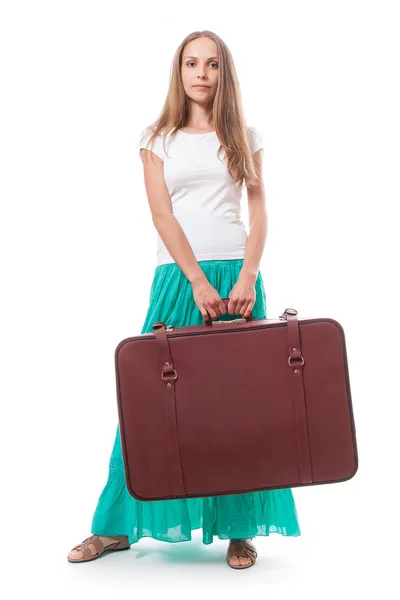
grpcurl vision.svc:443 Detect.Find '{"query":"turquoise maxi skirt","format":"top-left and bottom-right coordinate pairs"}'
top-left (91, 258), bottom-right (302, 545)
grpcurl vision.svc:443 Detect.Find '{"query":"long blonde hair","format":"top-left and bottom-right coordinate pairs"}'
top-left (139, 30), bottom-right (261, 190)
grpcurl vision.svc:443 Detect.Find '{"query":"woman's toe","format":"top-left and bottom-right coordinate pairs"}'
top-left (68, 549), bottom-right (83, 560)
top-left (68, 542), bottom-right (97, 561)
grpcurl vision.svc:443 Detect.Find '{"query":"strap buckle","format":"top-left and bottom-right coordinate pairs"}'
top-left (288, 355), bottom-right (305, 367)
top-left (161, 367), bottom-right (178, 381)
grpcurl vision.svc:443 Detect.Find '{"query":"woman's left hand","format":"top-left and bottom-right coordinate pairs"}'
top-left (227, 276), bottom-right (256, 318)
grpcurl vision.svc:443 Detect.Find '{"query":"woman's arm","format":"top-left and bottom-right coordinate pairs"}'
top-left (239, 150), bottom-right (268, 285)
top-left (139, 149), bottom-right (206, 286)
top-left (140, 149), bottom-right (228, 321)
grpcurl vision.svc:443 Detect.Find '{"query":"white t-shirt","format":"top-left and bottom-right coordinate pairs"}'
top-left (138, 127), bottom-right (263, 266)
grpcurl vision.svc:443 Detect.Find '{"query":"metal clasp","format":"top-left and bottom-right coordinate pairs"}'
top-left (288, 355), bottom-right (305, 367)
top-left (279, 308), bottom-right (298, 320)
top-left (161, 368), bottom-right (178, 381)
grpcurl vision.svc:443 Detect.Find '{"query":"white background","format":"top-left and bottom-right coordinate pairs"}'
top-left (1, 0), bottom-right (399, 597)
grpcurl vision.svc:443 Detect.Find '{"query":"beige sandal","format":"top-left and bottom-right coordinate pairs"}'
top-left (226, 538), bottom-right (258, 569)
top-left (67, 535), bottom-right (130, 563)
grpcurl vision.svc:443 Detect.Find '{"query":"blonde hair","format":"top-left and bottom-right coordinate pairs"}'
top-left (139, 30), bottom-right (261, 190)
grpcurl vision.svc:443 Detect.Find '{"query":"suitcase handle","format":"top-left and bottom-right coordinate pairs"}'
top-left (204, 298), bottom-right (253, 327)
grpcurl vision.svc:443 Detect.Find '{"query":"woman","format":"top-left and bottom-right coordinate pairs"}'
top-left (67, 30), bottom-right (301, 569)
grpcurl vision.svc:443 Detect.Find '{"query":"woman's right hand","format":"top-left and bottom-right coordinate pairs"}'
top-left (191, 278), bottom-right (227, 322)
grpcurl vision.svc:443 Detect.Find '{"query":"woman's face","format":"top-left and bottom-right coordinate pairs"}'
top-left (181, 37), bottom-right (219, 104)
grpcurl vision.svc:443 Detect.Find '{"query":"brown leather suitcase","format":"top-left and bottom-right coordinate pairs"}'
top-left (114, 303), bottom-right (358, 501)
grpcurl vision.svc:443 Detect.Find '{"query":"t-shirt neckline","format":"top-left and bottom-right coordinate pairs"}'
top-left (178, 129), bottom-right (216, 136)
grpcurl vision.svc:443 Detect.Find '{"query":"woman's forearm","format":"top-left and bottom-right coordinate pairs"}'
top-left (239, 214), bottom-right (268, 284)
top-left (152, 214), bottom-right (207, 285)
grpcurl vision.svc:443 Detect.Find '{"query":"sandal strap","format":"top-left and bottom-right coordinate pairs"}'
top-left (73, 535), bottom-right (104, 560)
top-left (226, 539), bottom-right (258, 565)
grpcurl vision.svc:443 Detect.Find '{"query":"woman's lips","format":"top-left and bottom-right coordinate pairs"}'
top-left (193, 85), bottom-right (209, 90)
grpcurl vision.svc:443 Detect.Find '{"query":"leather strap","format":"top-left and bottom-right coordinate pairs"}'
top-left (75, 535), bottom-right (104, 560)
top-left (152, 322), bottom-right (185, 497)
top-left (280, 308), bottom-right (313, 483)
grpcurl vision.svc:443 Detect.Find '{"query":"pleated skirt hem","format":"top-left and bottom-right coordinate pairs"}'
top-left (91, 525), bottom-right (302, 547)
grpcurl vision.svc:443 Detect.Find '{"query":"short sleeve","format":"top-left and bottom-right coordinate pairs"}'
top-left (248, 126), bottom-right (264, 155)
top-left (138, 128), bottom-right (165, 161)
